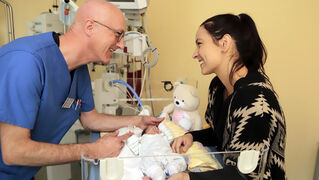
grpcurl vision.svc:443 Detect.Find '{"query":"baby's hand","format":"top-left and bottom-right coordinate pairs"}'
top-left (145, 126), bottom-right (161, 134)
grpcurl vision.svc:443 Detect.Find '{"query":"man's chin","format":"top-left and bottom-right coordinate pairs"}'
top-left (102, 58), bottom-right (111, 64)
top-left (98, 55), bottom-right (111, 64)
top-left (102, 53), bottom-right (113, 64)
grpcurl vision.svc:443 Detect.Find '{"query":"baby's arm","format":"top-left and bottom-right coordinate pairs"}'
top-left (145, 126), bottom-right (161, 134)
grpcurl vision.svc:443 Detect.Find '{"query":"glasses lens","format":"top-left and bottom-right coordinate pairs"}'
top-left (94, 20), bottom-right (124, 42)
top-left (118, 32), bottom-right (124, 41)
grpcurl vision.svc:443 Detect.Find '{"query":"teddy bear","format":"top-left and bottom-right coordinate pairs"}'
top-left (161, 82), bottom-right (202, 131)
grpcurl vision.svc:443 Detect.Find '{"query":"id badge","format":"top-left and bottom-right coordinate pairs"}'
top-left (62, 97), bottom-right (75, 109)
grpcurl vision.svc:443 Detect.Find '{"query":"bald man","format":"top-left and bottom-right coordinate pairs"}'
top-left (0, 0), bottom-right (162, 179)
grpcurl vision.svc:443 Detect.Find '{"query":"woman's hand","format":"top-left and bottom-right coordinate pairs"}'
top-left (167, 172), bottom-right (190, 180)
top-left (142, 176), bottom-right (151, 180)
top-left (172, 133), bottom-right (193, 153)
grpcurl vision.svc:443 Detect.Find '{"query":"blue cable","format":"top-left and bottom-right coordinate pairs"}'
top-left (108, 80), bottom-right (143, 109)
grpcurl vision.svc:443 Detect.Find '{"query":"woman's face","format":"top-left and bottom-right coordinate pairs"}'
top-left (192, 26), bottom-right (223, 75)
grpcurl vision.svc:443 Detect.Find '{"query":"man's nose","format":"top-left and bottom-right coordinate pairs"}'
top-left (116, 38), bottom-right (124, 50)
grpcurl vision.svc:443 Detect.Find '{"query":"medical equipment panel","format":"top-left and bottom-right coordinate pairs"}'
top-left (26, 12), bottom-right (64, 35)
top-left (107, 0), bottom-right (147, 11)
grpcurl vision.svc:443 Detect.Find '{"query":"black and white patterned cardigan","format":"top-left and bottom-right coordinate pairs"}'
top-left (189, 70), bottom-right (286, 180)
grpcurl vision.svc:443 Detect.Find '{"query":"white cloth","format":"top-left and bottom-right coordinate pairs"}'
top-left (139, 134), bottom-right (187, 180)
top-left (115, 125), bottom-right (186, 180)
top-left (117, 126), bottom-right (144, 180)
top-left (118, 145), bottom-right (144, 180)
top-left (158, 122), bottom-right (174, 144)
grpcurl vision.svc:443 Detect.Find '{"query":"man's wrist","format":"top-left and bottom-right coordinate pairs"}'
top-left (130, 115), bottom-right (138, 125)
top-left (81, 143), bottom-right (97, 160)
top-left (132, 115), bottom-right (143, 129)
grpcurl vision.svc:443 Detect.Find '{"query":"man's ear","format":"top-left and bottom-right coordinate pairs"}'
top-left (219, 34), bottom-right (233, 53)
top-left (83, 19), bottom-right (94, 36)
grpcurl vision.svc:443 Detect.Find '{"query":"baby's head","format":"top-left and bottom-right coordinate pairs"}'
top-left (145, 126), bottom-right (162, 134)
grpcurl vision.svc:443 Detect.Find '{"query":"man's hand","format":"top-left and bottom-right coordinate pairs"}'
top-left (90, 131), bottom-right (133, 159)
top-left (0, 122), bottom-right (133, 166)
top-left (136, 116), bottom-right (164, 130)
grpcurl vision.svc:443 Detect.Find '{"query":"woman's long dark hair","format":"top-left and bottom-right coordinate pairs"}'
top-left (201, 13), bottom-right (273, 88)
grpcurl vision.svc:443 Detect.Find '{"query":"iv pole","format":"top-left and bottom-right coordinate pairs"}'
top-left (0, 0), bottom-right (15, 42)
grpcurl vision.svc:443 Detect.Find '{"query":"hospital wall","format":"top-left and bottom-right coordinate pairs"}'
top-left (0, 0), bottom-right (318, 180)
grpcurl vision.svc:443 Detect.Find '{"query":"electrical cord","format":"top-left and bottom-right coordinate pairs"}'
top-left (109, 80), bottom-right (144, 109)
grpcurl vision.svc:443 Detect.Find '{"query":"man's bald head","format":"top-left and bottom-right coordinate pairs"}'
top-left (74, 0), bottom-right (125, 29)
top-left (60, 0), bottom-right (126, 67)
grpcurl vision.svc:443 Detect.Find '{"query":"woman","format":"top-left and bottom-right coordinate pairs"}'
top-left (169, 13), bottom-right (286, 180)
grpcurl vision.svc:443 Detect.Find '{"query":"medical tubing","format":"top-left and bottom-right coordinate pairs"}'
top-left (109, 80), bottom-right (144, 109)
top-left (113, 84), bottom-right (136, 106)
top-left (139, 66), bottom-right (147, 98)
top-left (141, 46), bottom-right (158, 68)
top-left (124, 29), bottom-right (158, 68)
top-left (141, 13), bottom-right (155, 114)
top-left (124, 31), bottom-right (142, 41)
top-left (147, 67), bottom-right (155, 116)
top-left (141, 13), bottom-right (158, 68)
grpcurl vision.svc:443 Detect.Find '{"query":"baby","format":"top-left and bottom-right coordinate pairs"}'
top-left (117, 123), bottom-right (187, 180)
top-left (139, 125), bottom-right (187, 180)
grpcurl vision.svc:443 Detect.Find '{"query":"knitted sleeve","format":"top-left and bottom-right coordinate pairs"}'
top-left (189, 128), bottom-right (217, 147)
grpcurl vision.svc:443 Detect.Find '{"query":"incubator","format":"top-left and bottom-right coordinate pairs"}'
top-left (81, 144), bottom-right (270, 180)
top-left (84, 76), bottom-right (269, 180)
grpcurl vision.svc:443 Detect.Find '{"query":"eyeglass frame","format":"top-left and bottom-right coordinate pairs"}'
top-left (93, 20), bottom-right (124, 42)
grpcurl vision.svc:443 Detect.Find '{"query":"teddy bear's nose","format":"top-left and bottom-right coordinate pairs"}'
top-left (175, 101), bottom-right (180, 105)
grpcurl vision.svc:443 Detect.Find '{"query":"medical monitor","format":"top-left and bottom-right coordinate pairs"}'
top-left (107, 0), bottom-right (147, 10)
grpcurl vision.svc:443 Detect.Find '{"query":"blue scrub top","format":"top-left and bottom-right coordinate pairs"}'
top-left (0, 32), bottom-right (95, 180)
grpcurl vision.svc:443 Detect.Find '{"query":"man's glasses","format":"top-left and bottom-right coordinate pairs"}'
top-left (93, 20), bottom-right (124, 42)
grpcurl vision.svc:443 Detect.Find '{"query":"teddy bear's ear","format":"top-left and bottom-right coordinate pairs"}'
top-left (189, 86), bottom-right (199, 98)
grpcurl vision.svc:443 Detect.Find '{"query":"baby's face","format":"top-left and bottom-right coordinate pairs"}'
top-left (145, 126), bottom-right (162, 134)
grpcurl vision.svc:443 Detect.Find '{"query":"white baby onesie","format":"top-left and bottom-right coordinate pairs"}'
top-left (117, 126), bottom-right (144, 180)
top-left (117, 124), bottom-right (186, 180)
top-left (139, 133), bottom-right (187, 180)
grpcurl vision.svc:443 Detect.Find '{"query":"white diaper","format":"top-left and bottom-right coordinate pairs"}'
top-left (139, 134), bottom-right (186, 180)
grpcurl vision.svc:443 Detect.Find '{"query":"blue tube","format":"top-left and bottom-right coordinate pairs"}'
top-left (108, 80), bottom-right (143, 109)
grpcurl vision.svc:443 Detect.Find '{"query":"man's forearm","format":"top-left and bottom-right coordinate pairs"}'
top-left (80, 109), bottom-right (141, 132)
top-left (5, 140), bottom-right (94, 166)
